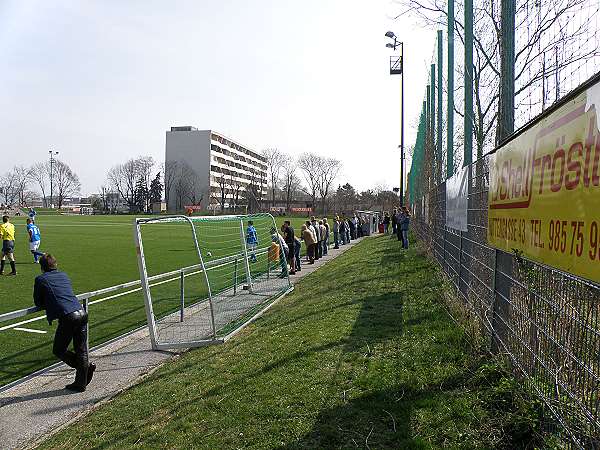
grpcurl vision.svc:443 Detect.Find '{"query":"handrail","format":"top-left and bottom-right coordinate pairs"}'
top-left (0, 248), bottom-right (270, 326)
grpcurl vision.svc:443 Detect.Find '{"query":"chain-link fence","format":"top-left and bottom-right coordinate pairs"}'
top-left (413, 152), bottom-right (600, 447)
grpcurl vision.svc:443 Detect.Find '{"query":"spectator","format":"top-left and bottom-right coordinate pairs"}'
top-left (319, 220), bottom-right (327, 257)
top-left (400, 206), bottom-right (411, 249)
top-left (272, 226), bottom-right (288, 277)
top-left (391, 208), bottom-right (398, 236)
top-left (322, 218), bottom-right (330, 255)
top-left (301, 224), bottom-right (316, 264)
top-left (306, 221), bottom-right (317, 261)
top-left (357, 215), bottom-right (364, 238)
top-left (294, 234), bottom-right (302, 272)
top-left (383, 212), bottom-right (391, 234)
top-left (311, 216), bottom-right (321, 260)
top-left (283, 220), bottom-right (296, 275)
top-left (346, 218), bottom-right (352, 242)
top-left (339, 216), bottom-right (347, 245)
top-left (333, 216), bottom-right (340, 249)
top-left (34, 254), bottom-right (95, 392)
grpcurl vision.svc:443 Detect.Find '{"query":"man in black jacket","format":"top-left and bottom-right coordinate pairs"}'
top-left (34, 253), bottom-right (95, 392)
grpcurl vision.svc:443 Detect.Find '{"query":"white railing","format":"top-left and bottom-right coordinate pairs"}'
top-left (0, 247), bottom-right (274, 393)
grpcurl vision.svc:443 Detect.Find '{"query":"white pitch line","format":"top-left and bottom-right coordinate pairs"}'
top-left (14, 327), bottom-right (47, 334)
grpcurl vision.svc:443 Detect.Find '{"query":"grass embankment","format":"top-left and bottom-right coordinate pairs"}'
top-left (40, 235), bottom-right (545, 449)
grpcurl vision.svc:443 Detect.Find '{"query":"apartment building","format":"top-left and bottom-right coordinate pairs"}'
top-left (165, 127), bottom-right (267, 211)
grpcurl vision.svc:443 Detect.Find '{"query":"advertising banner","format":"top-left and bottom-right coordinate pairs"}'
top-left (446, 166), bottom-right (469, 232)
top-left (487, 79), bottom-right (600, 283)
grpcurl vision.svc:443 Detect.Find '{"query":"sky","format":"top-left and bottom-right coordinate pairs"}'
top-left (0, 0), bottom-right (438, 196)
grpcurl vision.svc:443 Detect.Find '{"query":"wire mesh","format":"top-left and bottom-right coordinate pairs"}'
top-left (137, 213), bottom-right (291, 347)
top-left (412, 156), bottom-right (600, 448)
top-left (400, 1), bottom-right (600, 444)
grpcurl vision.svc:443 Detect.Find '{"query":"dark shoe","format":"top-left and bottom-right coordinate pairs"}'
top-left (296, 267), bottom-right (301, 271)
top-left (7, 272), bottom-right (16, 276)
top-left (289, 271), bottom-right (296, 275)
top-left (65, 383), bottom-right (86, 392)
top-left (87, 363), bottom-right (96, 386)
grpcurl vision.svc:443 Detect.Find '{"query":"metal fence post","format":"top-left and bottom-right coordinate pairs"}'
top-left (179, 269), bottom-right (185, 322)
top-left (491, 249), bottom-right (512, 353)
top-left (267, 252), bottom-right (270, 280)
top-left (233, 257), bottom-right (238, 295)
top-left (83, 297), bottom-right (90, 356)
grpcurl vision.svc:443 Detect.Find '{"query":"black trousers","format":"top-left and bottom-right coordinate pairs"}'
top-left (53, 309), bottom-right (89, 386)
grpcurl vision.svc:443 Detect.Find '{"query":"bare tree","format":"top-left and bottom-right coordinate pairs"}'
top-left (173, 161), bottom-right (202, 211)
top-left (214, 174), bottom-right (227, 212)
top-left (99, 185), bottom-right (110, 212)
top-left (281, 158), bottom-right (301, 211)
top-left (317, 158), bottom-right (342, 214)
top-left (262, 148), bottom-right (285, 206)
top-left (163, 160), bottom-right (178, 208)
top-left (11, 166), bottom-right (30, 206)
top-left (54, 160), bottom-right (81, 208)
top-left (297, 152), bottom-right (321, 211)
top-left (227, 173), bottom-right (244, 210)
top-left (245, 168), bottom-right (265, 213)
top-left (136, 156), bottom-right (155, 212)
top-left (28, 162), bottom-right (50, 207)
top-left (395, 0), bottom-right (600, 160)
top-left (0, 173), bottom-right (17, 205)
top-left (107, 159), bottom-right (138, 213)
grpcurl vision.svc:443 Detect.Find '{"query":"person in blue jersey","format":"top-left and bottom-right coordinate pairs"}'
top-left (26, 218), bottom-right (44, 263)
top-left (246, 220), bottom-right (258, 262)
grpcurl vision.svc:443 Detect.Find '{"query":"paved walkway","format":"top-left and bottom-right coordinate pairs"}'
top-left (0, 237), bottom-right (366, 449)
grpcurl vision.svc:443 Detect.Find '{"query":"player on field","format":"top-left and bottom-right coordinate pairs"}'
top-left (26, 218), bottom-right (43, 263)
top-left (28, 207), bottom-right (36, 222)
top-left (246, 220), bottom-right (258, 262)
top-left (0, 215), bottom-right (17, 275)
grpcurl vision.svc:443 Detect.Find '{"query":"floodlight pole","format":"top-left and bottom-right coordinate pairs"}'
top-left (48, 150), bottom-right (59, 208)
top-left (386, 34), bottom-right (405, 204)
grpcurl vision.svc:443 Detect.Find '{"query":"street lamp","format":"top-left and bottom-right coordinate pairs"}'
top-left (49, 150), bottom-right (59, 208)
top-left (385, 31), bottom-right (405, 204)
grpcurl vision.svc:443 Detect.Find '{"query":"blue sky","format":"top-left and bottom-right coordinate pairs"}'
top-left (0, 0), bottom-right (436, 195)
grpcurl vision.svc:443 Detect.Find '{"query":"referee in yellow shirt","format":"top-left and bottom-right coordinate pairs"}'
top-left (0, 215), bottom-right (17, 275)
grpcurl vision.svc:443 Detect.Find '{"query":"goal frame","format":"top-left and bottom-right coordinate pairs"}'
top-left (133, 213), bottom-right (293, 350)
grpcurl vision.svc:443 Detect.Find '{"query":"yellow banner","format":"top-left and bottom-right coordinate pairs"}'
top-left (488, 81), bottom-right (600, 283)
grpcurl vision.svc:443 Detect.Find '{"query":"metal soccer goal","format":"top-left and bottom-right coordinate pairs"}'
top-left (133, 213), bottom-right (293, 350)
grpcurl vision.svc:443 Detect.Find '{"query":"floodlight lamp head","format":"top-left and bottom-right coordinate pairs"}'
top-left (386, 43), bottom-right (394, 49)
top-left (385, 31), bottom-right (396, 39)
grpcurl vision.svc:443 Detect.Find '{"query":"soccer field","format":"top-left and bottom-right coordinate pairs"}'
top-left (0, 213), bottom-right (314, 387)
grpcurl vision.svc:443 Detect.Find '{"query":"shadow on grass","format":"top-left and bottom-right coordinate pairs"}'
top-left (276, 385), bottom-right (438, 450)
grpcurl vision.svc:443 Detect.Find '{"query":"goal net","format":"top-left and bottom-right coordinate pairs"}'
top-left (133, 213), bottom-right (292, 350)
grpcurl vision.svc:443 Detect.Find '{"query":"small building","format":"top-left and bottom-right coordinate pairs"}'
top-left (152, 202), bottom-right (167, 214)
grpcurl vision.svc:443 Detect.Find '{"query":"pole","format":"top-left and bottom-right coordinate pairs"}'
top-left (464, 0), bottom-right (473, 167)
top-left (430, 63), bottom-right (436, 181)
top-left (179, 269), bottom-right (185, 322)
top-left (49, 151), bottom-right (53, 209)
top-left (447, 0), bottom-right (455, 178)
top-left (498, 0), bottom-right (516, 142)
top-left (437, 30), bottom-right (443, 182)
top-left (400, 42), bottom-right (405, 204)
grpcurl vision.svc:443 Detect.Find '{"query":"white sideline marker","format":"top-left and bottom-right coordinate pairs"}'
top-left (14, 327), bottom-right (47, 334)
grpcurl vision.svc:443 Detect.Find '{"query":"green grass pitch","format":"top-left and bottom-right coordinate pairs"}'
top-left (0, 213), bottom-right (316, 387)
